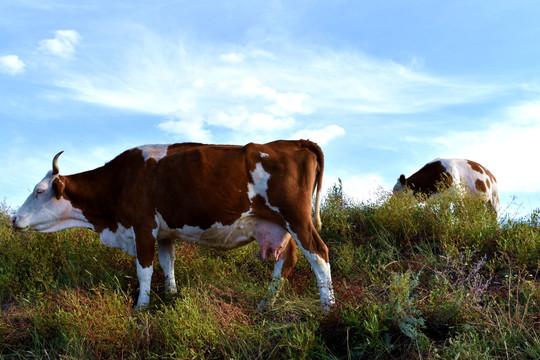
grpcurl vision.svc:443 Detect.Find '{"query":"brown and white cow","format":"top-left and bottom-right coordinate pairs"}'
top-left (393, 158), bottom-right (500, 213)
top-left (12, 140), bottom-right (335, 310)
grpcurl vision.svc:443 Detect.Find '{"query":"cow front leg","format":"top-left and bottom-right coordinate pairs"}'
top-left (257, 236), bottom-right (297, 311)
top-left (135, 229), bottom-right (156, 309)
top-left (136, 258), bottom-right (154, 309)
top-left (158, 238), bottom-right (177, 293)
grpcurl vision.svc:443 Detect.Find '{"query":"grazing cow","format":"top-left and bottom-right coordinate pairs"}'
top-left (393, 158), bottom-right (500, 213)
top-left (11, 140), bottom-right (335, 310)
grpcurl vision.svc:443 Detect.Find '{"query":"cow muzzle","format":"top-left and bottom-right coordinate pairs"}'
top-left (11, 216), bottom-right (29, 231)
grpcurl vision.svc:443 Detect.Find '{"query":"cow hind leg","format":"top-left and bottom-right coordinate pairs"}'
top-left (257, 238), bottom-right (297, 311)
top-left (287, 224), bottom-right (335, 310)
top-left (158, 238), bottom-right (177, 293)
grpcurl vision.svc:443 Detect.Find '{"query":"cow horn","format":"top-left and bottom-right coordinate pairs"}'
top-left (52, 151), bottom-right (64, 175)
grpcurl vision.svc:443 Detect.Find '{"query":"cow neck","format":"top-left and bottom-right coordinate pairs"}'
top-left (407, 161), bottom-right (449, 194)
top-left (63, 165), bottom-right (120, 232)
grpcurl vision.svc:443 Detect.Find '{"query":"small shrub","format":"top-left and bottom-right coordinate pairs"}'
top-left (386, 270), bottom-right (428, 346)
top-left (320, 179), bottom-right (355, 243)
top-left (274, 321), bottom-right (326, 360)
top-left (332, 242), bottom-right (357, 276)
top-left (370, 189), bottom-right (424, 243)
top-left (498, 218), bottom-right (540, 269)
top-left (437, 251), bottom-right (492, 303)
top-left (340, 301), bottom-right (393, 359)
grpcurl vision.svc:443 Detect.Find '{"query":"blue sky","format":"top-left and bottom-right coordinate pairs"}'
top-left (2, 0), bottom-right (540, 218)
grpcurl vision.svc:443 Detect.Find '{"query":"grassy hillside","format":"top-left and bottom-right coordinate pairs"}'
top-left (0, 184), bottom-right (539, 359)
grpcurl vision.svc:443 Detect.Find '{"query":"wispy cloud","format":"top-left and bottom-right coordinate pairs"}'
top-left (39, 30), bottom-right (81, 58)
top-left (0, 55), bottom-right (25, 75)
top-left (48, 27), bottom-right (501, 144)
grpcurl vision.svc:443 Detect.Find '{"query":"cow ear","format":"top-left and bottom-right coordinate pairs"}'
top-left (399, 174), bottom-right (406, 185)
top-left (52, 177), bottom-right (65, 200)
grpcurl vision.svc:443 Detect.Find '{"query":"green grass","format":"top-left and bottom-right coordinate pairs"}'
top-left (0, 184), bottom-right (539, 359)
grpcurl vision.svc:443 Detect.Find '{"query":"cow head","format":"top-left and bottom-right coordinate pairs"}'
top-left (11, 152), bottom-right (88, 232)
top-left (393, 174), bottom-right (407, 194)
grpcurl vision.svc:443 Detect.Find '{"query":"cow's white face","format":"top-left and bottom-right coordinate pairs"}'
top-left (12, 171), bottom-right (91, 232)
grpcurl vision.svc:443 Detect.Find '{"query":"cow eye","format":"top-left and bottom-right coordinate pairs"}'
top-left (36, 189), bottom-right (45, 196)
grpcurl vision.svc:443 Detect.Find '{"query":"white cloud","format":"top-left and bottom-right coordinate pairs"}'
top-left (432, 100), bottom-right (540, 193)
top-left (157, 113), bottom-right (211, 143)
top-left (39, 30), bottom-right (81, 58)
top-left (267, 92), bottom-right (310, 117)
top-left (217, 77), bottom-right (311, 116)
top-left (220, 52), bottom-right (245, 63)
top-left (209, 106), bottom-right (294, 132)
top-left (323, 173), bottom-right (389, 204)
top-left (0, 55), bottom-right (25, 75)
top-left (291, 125), bottom-right (345, 145)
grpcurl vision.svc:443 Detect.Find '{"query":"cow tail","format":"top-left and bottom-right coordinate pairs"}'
top-left (314, 183), bottom-right (322, 230)
top-left (305, 140), bottom-right (324, 231)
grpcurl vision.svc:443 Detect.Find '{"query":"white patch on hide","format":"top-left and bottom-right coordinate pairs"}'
top-left (433, 158), bottom-right (500, 212)
top-left (100, 224), bottom-right (137, 256)
top-left (155, 212), bottom-right (258, 250)
top-left (138, 144), bottom-right (169, 163)
top-left (155, 212), bottom-right (291, 258)
top-left (247, 162), bottom-right (279, 213)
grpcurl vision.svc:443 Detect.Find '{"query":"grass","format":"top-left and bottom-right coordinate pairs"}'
top-left (0, 184), bottom-right (539, 359)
